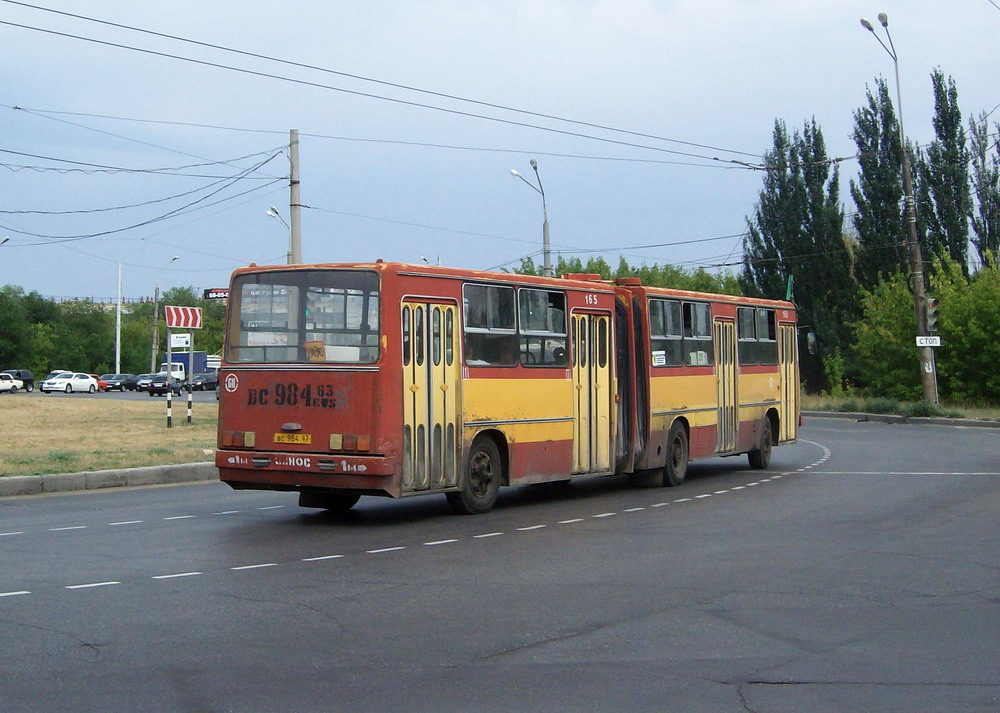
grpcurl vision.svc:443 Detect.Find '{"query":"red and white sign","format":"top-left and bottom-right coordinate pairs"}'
top-left (165, 305), bottom-right (203, 329)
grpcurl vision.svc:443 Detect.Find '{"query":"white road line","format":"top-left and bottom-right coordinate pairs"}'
top-left (163, 515), bottom-right (195, 521)
top-left (592, 512), bottom-right (616, 518)
top-left (731, 486), bottom-right (746, 490)
top-left (214, 511), bottom-right (240, 515)
top-left (517, 525), bottom-right (547, 531)
top-left (0, 531), bottom-right (24, 537)
top-left (66, 581), bottom-right (120, 590)
top-left (367, 546), bottom-right (406, 554)
top-left (257, 505), bottom-right (285, 510)
top-left (108, 520), bottom-right (143, 526)
top-left (714, 490), bottom-right (730, 494)
top-left (624, 507), bottom-right (645, 512)
top-left (424, 539), bottom-right (459, 546)
top-left (473, 532), bottom-right (503, 538)
top-left (760, 478), bottom-right (772, 482)
top-left (49, 526), bottom-right (87, 531)
top-left (558, 518), bottom-right (584, 524)
top-left (152, 572), bottom-right (202, 580)
top-left (302, 554), bottom-right (344, 561)
top-left (674, 498), bottom-right (693, 502)
top-left (0, 590), bottom-right (31, 598)
top-left (231, 563), bottom-right (278, 571)
top-left (746, 482), bottom-right (759, 486)
top-left (650, 503), bottom-right (669, 508)
top-left (695, 494), bottom-right (712, 499)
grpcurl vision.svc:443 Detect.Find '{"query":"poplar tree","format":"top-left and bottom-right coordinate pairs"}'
top-left (849, 78), bottom-right (908, 289)
top-left (915, 69), bottom-right (971, 271)
top-left (969, 112), bottom-right (1000, 265)
top-left (742, 118), bottom-right (852, 390)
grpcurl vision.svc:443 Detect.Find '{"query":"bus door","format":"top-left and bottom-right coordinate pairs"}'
top-left (714, 318), bottom-right (738, 453)
top-left (401, 301), bottom-right (460, 492)
top-left (779, 323), bottom-right (798, 442)
top-left (571, 312), bottom-right (612, 473)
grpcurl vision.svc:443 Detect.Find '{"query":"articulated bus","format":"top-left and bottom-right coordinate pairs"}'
top-left (216, 261), bottom-right (799, 514)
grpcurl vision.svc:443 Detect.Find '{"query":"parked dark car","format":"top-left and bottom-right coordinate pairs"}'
top-left (190, 372), bottom-right (219, 391)
top-left (2, 369), bottom-right (34, 392)
top-left (148, 373), bottom-right (182, 397)
top-left (135, 374), bottom-right (155, 392)
top-left (102, 373), bottom-right (138, 391)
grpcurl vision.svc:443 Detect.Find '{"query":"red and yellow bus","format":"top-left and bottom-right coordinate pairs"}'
top-left (216, 261), bottom-right (799, 514)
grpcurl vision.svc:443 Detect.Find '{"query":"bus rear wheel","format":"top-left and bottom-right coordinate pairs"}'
top-left (298, 490), bottom-right (361, 511)
top-left (748, 417), bottom-right (772, 469)
top-left (664, 422), bottom-right (689, 487)
top-left (447, 437), bottom-right (501, 515)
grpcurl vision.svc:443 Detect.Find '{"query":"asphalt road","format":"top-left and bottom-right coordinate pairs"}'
top-left (1, 417), bottom-right (997, 712)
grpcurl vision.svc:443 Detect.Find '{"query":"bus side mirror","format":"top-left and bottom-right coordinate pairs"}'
top-left (806, 332), bottom-right (817, 356)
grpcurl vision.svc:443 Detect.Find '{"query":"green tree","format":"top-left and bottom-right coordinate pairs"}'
top-left (50, 300), bottom-right (115, 373)
top-left (851, 273), bottom-right (920, 400)
top-left (969, 112), bottom-right (1000, 265)
top-left (915, 69), bottom-right (971, 271)
top-left (0, 286), bottom-right (32, 366)
top-left (849, 78), bottom-right (908, 289)
top-left (742, 118), bottom-right (854, 391)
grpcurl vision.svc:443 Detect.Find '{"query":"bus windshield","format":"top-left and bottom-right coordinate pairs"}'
top-left (227, 269), bottom-right (380, 364)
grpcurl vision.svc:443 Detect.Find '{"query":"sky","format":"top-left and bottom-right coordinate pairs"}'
top-left (0, 0), bottom-right (996, 300)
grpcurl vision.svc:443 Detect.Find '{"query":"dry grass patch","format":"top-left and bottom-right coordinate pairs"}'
top-left (0, 396), bottom-right (216, 476)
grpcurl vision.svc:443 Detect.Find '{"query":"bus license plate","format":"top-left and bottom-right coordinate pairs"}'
top-left (274, 433), bottom-right (312, 444)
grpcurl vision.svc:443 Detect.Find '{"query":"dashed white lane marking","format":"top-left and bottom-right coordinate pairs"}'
top-left (0, 591), bottom-right (31, 598)
top-left (674, 497), bottom-right (693, 502)
top-left (214, 511), bottom-right (240, 515)
top-left (558, 518), bottom-right (584, 524)
top-left (109, 520), bottom-right (143, 526)
top-left (301, 554), bottom-right (344, 561)
top-left (66, 581), bottom-right (120, 590)
top-left (50, 526), bottom-right (87, 532)
top-left (257, 505), bottom-right (285, 510)
top-left (592, 512), bottom-right (616, 518)
top-left (624, 507), bottom-right (645, 512)
top-left (163, 515), bottom-right (195, 521)
top-left (651, 502), bottom-right (669, 508)
top-left (366, 546), bottom-right (406, 554)
top-left (517, 525), bottom-right (547, 531)
top-left (152, 572), bottom-right (201, 580)
top-left (714, 490), bottom-right (730, 494)
top-left (231, 563), bottom-right (278, 571)
top-left (474, 532), bottom-right (503, 538)
top-left (695, 494), bottom-right (712, 499)
top-left (0, 531), bottom-right (24, 537)
top-left (424, 539), bottom-right (459, 546)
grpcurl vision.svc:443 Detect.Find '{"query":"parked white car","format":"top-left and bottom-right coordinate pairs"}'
top-left (38, 372), bottom-right (99, 394)
top-left (0, 373), bottom-right (24, 393)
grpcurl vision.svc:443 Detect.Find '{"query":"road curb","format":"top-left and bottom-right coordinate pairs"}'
top-left (0, 462), bottom-right (218, 498)
top-left (804, 411), bottom-right (1000, 429)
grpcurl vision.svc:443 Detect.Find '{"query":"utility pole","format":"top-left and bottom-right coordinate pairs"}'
top-left (861, 13), bottom-right (938, 404)
top-left (289, 129), bottom-right (302, 264)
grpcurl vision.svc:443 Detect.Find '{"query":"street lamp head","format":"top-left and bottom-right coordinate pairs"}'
top-left (529, 159), bottom-right (538, 170)
top-left (0, 236), bottom-right (9, 246)
top-left (860, 17), bottom-right (874, 31)
top-left (878, 12), bottom-right (888, 27)
top-left (170, 255), bottom-right (180, 263)
top-left (510, 169), bottom-right (521, 177)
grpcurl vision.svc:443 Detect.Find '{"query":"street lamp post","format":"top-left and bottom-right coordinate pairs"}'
top-left (860, 12), bottom-right (938, 405)
top-left (150, 255), bottom-right (180, 373)
top-left (511, 159), bottom-right (552, 277)
top-left (267, 206), bottom-right (292, 264)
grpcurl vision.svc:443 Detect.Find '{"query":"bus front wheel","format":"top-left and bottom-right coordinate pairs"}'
top-left (298, 490), bottom-right (361, 512)
top-left (447, 437), bottom-right (501, 515)
top-left (664, 422), bottom-right (689, 487)
top-left (748, 417), bottom-right (772, 469)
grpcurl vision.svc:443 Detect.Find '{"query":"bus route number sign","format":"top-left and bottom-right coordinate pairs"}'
top-left (916, 336), bottom-right (941, 347)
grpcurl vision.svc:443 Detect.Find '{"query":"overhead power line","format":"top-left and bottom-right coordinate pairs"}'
top-left (0, 0), bottom-right (761, 160)
top-left (0, 16), bottom-right (759, 166)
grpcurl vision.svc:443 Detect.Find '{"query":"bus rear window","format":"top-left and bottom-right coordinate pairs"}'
top-left (227, 269), bottom-right (380, 364)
